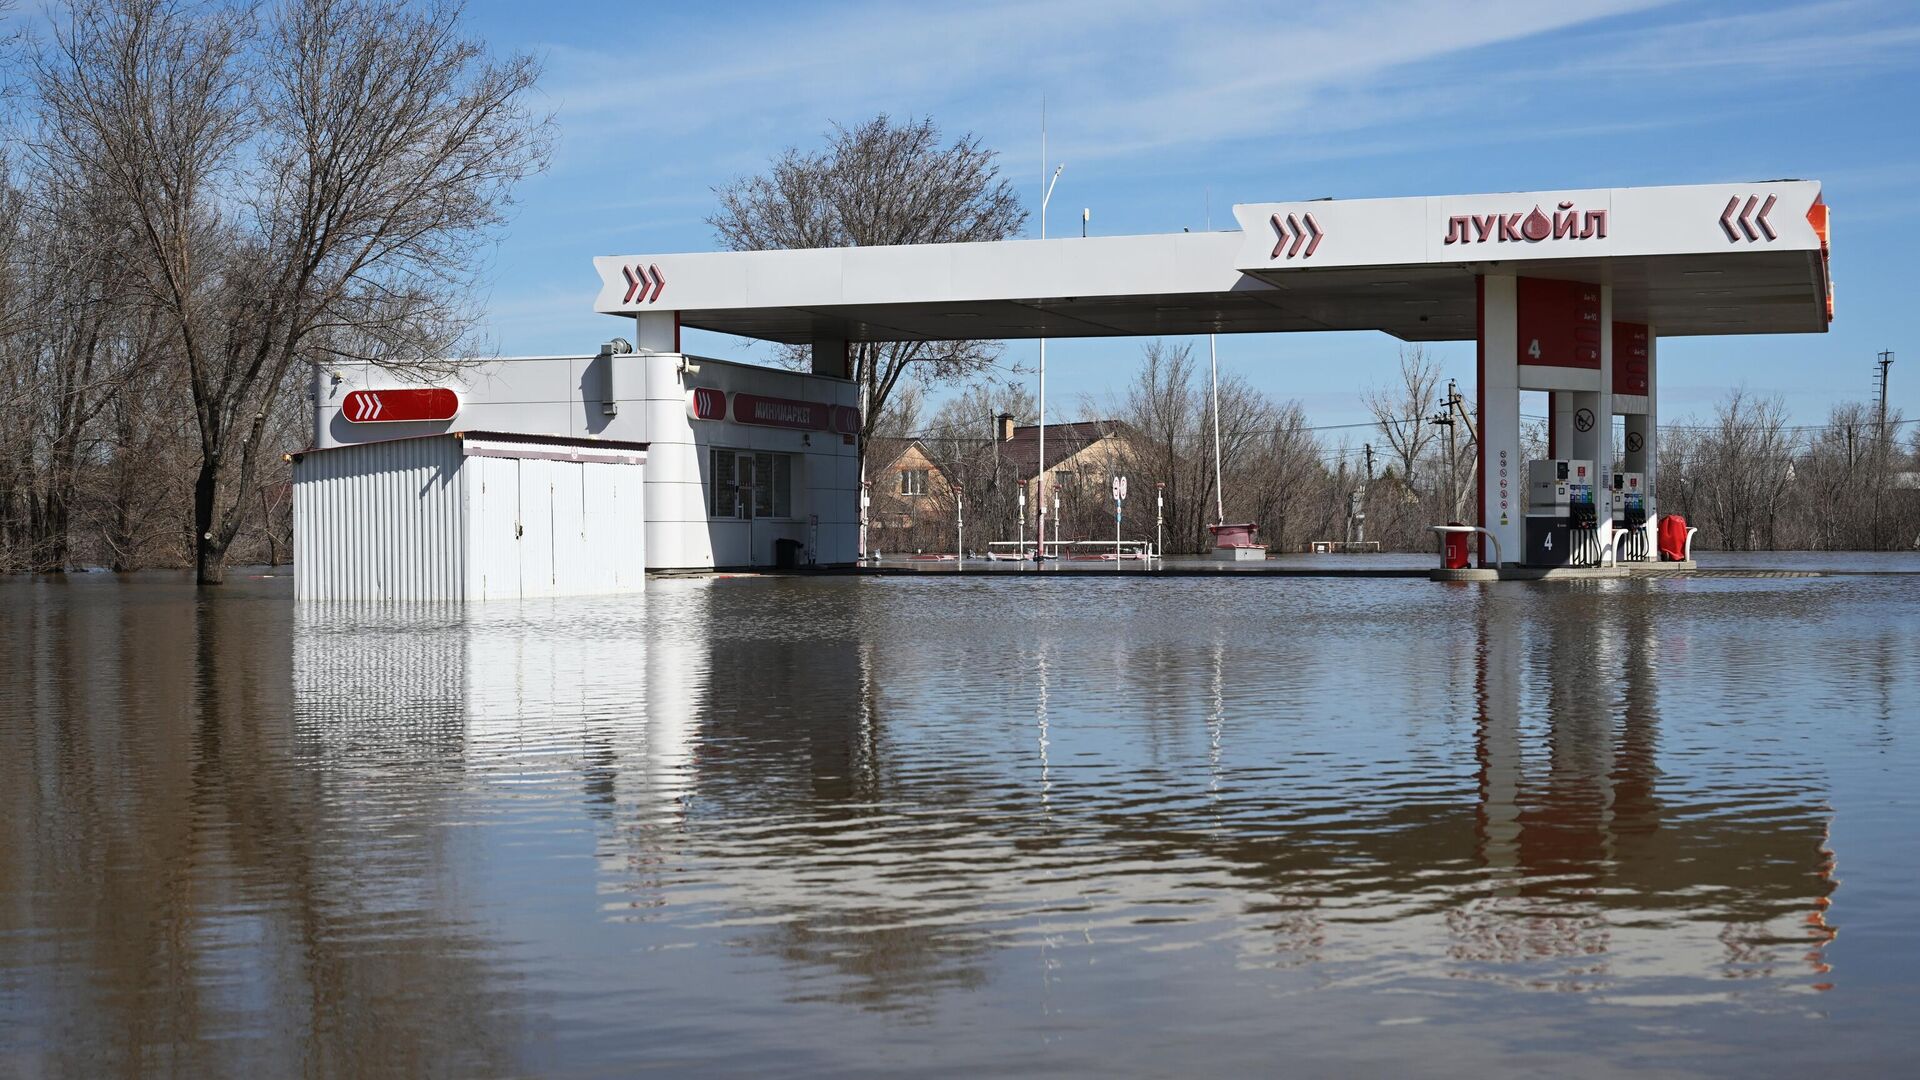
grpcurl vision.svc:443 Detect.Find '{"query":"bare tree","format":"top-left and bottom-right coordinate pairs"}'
top-left (1671, 388), bottom-right (1793, 551)
top-left (1113, 341), bottom-right (1208, 551)
top-left (32, 0), bottom-right (550, 582)
top-left (919, 378), bottom-right (1033, 544)
top-left (1235, 399), bottom-right (1322, 550)
top-left (1364, 345), bottom-right (1442, 490)
top-left (708, 114), bottom-right (1028, 466)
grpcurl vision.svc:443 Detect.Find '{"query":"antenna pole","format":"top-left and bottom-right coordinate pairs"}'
top-left (1034, 103), bottom-right (1063, 561)
top-left (1210, 334), bottom-right (1224, 524)
top-left (1037, 100), bottom-right (1045, 559)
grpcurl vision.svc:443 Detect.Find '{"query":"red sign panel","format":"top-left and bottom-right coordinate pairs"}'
top-left (829, 405), bottom-right (861, 435)
top-left (688, 387), bottom-right (726, 420)
top-left (1517, 278), bottom-right (1602, 370)
top-left (733, 393), bottom-right (830, 430)
top-left (342, 388), bottom-right (459, 423)
top-left (1613, 322), bottom-right (1649, 396)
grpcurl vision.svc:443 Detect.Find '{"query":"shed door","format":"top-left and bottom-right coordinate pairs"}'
top-left (518, 457), bottom-right (557, 596)
top-left (474, 455), bottom-right (522, 600)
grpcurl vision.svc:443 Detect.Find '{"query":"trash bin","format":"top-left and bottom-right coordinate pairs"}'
top-left (774, 538), bottom-right (804, 569)
top-left (1442, 522), bottom-right (1470, 569)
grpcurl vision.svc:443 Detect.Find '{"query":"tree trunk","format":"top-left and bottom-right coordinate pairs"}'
top-left (194, 462), bottom-right (226, 584)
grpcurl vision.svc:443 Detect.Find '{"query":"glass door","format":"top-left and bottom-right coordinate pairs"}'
top-left (736, 453), bottom-right (757, 566)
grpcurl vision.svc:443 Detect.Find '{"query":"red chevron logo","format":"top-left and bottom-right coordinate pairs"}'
top-left (1720, 194), bottom-right (1777, 243)
top-left (622, 263), bottom-right (667, 304)
top-left (1269, 212), bottom-right (1324, 259)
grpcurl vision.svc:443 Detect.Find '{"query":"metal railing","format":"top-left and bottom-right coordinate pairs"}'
top-left (985, 539), bottom-right (1160, 561)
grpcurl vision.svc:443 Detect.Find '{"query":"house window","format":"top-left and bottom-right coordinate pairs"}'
top-left (899, 468), bottom-right (929, 496)
top-left (711, 448), bottom-right (794, 518)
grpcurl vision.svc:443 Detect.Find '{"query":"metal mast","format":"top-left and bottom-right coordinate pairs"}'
top-left (1206, 191), bottom-right (1224, 524)
top-left (1036, 102), bottom-right (1062, 560)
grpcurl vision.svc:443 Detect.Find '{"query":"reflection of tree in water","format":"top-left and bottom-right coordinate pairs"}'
top-left (0, 582), bottom-right (530, 1075)
top-left (671, 580), bottom-right (999, 1013)
top-left (741, 914), bottom-right (990, 1018)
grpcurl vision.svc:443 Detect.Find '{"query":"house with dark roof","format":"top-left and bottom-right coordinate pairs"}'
top-left (994, 415), bottom-right (1134, 536)
top-left (862, 415), bottom-right (1138, 552)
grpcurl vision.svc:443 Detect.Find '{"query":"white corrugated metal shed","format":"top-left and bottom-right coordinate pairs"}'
top-left (291, 431), bottom-right (647, 601)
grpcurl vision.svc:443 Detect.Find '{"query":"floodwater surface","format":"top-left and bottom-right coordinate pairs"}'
top-left (3, 563), bottom-right (1918, 1077)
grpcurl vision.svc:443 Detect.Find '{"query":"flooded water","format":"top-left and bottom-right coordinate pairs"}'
top-left (4, 563), bottom-right (1918, 1077)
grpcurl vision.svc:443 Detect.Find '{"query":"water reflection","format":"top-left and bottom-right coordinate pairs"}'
top-left (1462, 587), bottom-right (1837, 995)
top-left (2, 580), bottom-right (527, 1076)
top-left (1, 570), bottom-right (1903, 1075)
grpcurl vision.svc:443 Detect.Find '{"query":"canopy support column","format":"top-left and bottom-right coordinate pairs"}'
top-left (1624, 327), bottom-right (1657, 517)
top-left (1570, 287), bottom-right (1614, 518)
top-left (811, 337), bottom-right (850, 379)
top-left (634, 311), bottom-right (678, 353)
top-left (1478, 275), bottom-right (1522, 566)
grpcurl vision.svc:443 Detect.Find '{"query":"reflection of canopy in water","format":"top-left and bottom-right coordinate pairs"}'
top-left (620, 583), bottom-right (1837, 998)
top-left (286, 582), bottom-right (1841, 1007)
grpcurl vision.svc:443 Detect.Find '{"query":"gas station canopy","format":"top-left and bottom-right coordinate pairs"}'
top-left (593, 181), bottom-right (1831, 345)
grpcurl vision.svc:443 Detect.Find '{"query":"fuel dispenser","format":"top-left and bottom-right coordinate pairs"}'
top-left (1525, 460), bottom-right (1570, 567)
top-left (1525, 459), bottom-right (1600, 567)
top-left (1569, 461), bottom-right (1600, 564)
top-left (1614, 471), bottom-right (1648, 561)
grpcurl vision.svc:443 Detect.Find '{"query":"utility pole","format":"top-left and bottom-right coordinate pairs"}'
top-left (1437, 379), bottom-right (1475, 520)
top-left (1351, 443), bottom-right (1375, 546)
top-left (1877, 350), bottom-right (1895, 432)
top-left (1433, 380), bottom-right (1458, 522)
top-left (990, 410), bottom-right (1000, 480)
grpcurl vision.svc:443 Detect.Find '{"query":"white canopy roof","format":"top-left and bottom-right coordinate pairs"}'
top-left (593, 180), bottom-right (1831, 344)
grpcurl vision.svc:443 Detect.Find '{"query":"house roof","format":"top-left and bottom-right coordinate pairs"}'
top-left (865, 436), bottom-right (929, 475)
top-left (1000, 421), bottom-right (1124, 479)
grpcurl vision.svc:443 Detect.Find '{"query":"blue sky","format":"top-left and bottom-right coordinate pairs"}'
top-left (448, 2), bottom-right (1914, 427)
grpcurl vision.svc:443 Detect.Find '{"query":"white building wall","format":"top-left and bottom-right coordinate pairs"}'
top-left (461, 451), bottom-right (647, 601)
top-left (294, 434), bottom-right (647, 601)
top-left (312, 354), bottom-right (644, 449)
top-left (640, 353), bottom-right (859, 570)
top-left (308, 349), bottom-right (859, 572)
top-left (468, 451), bottom-right (519, 601)
top-left (292, 435), bottom-right (467, 601)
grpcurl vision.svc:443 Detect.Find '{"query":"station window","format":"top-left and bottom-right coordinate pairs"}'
top-left (899, 468), bottom-right (929, 496)
top-left (710, 448), bottom-right (792, 518)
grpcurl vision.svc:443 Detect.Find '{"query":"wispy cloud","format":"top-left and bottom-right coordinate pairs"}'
top-left (472, 0), bottom-right (1918, 423)
top-left (535, 1), bottom-right (1675, 173)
